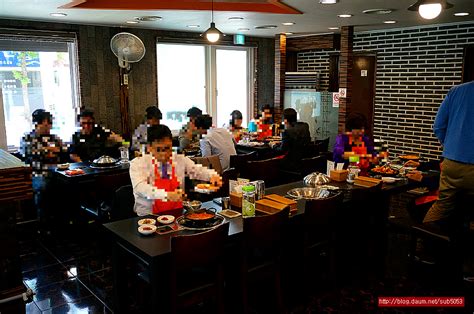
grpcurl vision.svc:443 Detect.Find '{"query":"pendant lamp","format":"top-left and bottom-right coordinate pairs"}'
top-left (203, 0), bottom-right (223, 43)
top-left (408, 0), bottom-right (453, 20)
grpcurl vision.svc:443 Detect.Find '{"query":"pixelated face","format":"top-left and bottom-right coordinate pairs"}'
top-left (351, 128), bottom-right (365, 137)
top-left (262, 109), bottom-right (272, 121)
top-left (233, 119), bottom-right (243, 128)
top-left (80, 117), bottom-right (94, 135)
top-left (36, 119), bottom-right (52, 135)
top-left (147, 117), bottom-right (160, 126)
top-left (147, 138), bottom-right (173, 163)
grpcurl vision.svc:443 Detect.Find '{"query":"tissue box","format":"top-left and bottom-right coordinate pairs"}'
top-left (230, 192), bottom-right (242, 208)
top-left (330, 169), bottom-right (348, 182)
top-left (256, 199), bottom-right (288, 215)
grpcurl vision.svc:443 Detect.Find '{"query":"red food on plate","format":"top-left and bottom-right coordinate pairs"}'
top-left (161, 217), bottom-right (168, 221)
top-left (142, 227), bottom-right (152, 231)
top-left (65, 169), bottom-right (85, 176)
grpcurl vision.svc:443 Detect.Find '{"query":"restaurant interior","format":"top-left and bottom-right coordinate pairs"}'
top-left (0, 0), bottom-right (474, 313)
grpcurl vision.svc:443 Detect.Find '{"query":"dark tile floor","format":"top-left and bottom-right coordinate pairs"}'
top-left (19, 206), bottom-right (474, 314)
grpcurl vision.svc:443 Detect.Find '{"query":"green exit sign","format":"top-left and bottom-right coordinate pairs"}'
top-left (233, 34), bottom-right (245, 45)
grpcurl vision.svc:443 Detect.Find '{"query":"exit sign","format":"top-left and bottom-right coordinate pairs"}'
top-left (234, 34), bottom-right (245, 45)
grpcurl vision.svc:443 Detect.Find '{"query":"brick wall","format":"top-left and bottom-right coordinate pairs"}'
top-left (297, 49), bottom-right (337, 90)
top-left (298, 21), bottom-right (474, 160)
top-left (0, 18), bottom-right (274, 134)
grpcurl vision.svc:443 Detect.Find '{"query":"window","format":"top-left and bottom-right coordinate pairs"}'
top-left (0, 34), bottom-right (80, 150)
top-left (157, 43), bottom-right (254, 131)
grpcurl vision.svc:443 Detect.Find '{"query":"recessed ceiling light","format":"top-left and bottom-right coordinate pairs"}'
top-left (454, 12), bottom-right (470, 16)
top-left (319, 0), bottom-right (338, 4)
top-left (384, 20), bottom-right (397, 24)
top-left (328, 27), bottom-right (339, 30)
top-left (255, 25), bottom-right (278, 29)
top-left (282, 22), bottom-right (295, 26)
top-left (228, 17), bottom-right (244, 21)
top-left (285, 32), bottom-right (293, 35)
top-left (136, 16), bottom-right (162, 22)
top-left (238, 28), bottom-right (250, 31)
top-left (338, 14), bottom-right (353, 18)
top-left (187, 25), bottom-right (200, 28)
top-left (125, 20), bottom-right (139, 24)
top-left (362, 8), bottom-right (393, 15)
top-left (50, 13), bottom-right (67, 17)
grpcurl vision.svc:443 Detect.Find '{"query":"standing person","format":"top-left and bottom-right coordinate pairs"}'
top-left (129, 124), bottom-right (222, 216)
top-left (69, 109), bottom-right (123, 162)
top-left (270, 108), bottom-right (311, 170)
top-left (178, 106), bottom-right (202, 151)
top-left (423, 81), bottom-right (474, 226)
top-left (21, 109), bottom-right (67, 233)
top-left (196, 115), bottom-right (237, 171)
top-left (132, 106), bottom-right (162, 154)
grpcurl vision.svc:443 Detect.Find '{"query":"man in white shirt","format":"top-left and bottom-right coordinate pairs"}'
top-left (129, 124), bottom-right (222, 216)
top-left (196, 115), bottom-right (237, 171)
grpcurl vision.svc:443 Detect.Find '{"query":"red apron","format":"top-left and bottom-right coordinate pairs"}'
top-left (152, 162), bottom-right (183, 215)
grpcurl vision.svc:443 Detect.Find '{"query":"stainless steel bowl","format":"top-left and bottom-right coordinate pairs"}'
top-left (287, 187), bottom-right (331, 200)
top-left (92, 155), bottom-right (118, 166)
top-left (182, 200), bottom-right (202, 211)
top-left (304, 172), bottom-right (330, 187)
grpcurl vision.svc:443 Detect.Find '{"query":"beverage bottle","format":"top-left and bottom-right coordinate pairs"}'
top-left (119, 141), bottom-right (130, 163)
top-left (242, 185), bottom-right (256, 218)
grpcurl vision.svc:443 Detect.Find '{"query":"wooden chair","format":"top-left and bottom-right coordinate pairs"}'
top-left (303, 192), bottom-right (344, 288)
top-left (170, 223), bottom-right (230, 314)
top-left (230, 151), bottom-right (257, 177)
top-left (240, 207), bottom-right (290, 314)
top-left (242, 157), bottom-right (283, 187)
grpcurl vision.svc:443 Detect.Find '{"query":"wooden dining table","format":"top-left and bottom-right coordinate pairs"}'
top-left (103, 176), bottom-right (428, 313)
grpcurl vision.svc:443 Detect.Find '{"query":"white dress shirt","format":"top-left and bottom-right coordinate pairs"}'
top-left (129, 152), bottom-right (218, 216)
top-left (200, 128), bottom-right (237, 171)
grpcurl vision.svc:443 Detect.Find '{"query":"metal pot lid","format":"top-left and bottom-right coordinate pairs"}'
top-left (304, 172), bottom-right (330, 186)
top-left (92, 155), bottom-right (118, 165)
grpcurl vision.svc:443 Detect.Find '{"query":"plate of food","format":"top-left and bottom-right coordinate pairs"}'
top-left (138, 218), bottom-right (156, 226)
top-left (157, 215), bottom-right (175, 224)
top-left (138, 224), bottom-right (157, 235)
top-left (399, 154), bottom-right (420, 161)
top-left (195, 183), bottom-right (219, 194)
top-left (65, 169), bottom-right (85, 176)
top-left (370, 165), bottom-right (398, 176)
top-left (381, 177), bottom-right (398, 184)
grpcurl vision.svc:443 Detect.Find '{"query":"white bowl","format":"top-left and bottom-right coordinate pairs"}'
top-left (138, 218), bottom-right (156, 226)
top-left (382, 177), bottom-right (397, 184)
top-left (57, 163), bottom-right (70, 170)
top-left (138, 224), bottom-right (157, 235)
top-left (157, 215), bottom-right (175, 224)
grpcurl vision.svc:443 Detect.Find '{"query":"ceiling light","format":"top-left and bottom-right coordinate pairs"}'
top-left (285, 32), bottom-right (293, 35)
top-left (328, 27), bottom-right (339, 30)
top-left (228, 17), bottom-right (244, 21)
top-left (187, 25), bottom-right (200, 28)
top-left (238, 28), bottom-right (250, 31)
top-left (202, 0), bottom-right (223, 43)
top-left (125, 20), bottom-right (139, 24)
top-left (282, 22), bottom-right (295, 26)
top-left (362, 9), bottom-right (393, 15)
top-left (338, 14), bottom-right (353, 18)
top-left (136, 16), bottom-right (162, 22)
top-left (408, 0), bottom-right (453, 20)
top-left (454, 12), bottom-right (470, 16)
top-left (319, 0), bottom-right (338, 4)
top-left (384, 20), bottom-right (397, 24)
top-left (50, 13), bottom-right (67, 17)
top-left (255, 25), bottom-right (278, 29)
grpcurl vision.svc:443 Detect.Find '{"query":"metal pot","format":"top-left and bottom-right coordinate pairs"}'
top-left (304, 172), bottom-right (330, 187)
top-left (182, 200), bottom-right (202, 212)
top-left (91, 155), bottom-right (118, 168)
top-left (183, 207), bottom-right (217, 226)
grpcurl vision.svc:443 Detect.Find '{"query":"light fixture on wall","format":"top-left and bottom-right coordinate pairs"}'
top-left (202, 0), bottom-right (223, 43)
top-left (408, 0), bottom-right (453, 20)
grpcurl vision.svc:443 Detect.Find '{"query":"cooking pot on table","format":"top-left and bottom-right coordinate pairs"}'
top-left (304, 172), bottom-right (330, 187)
top-left (91, 155), bottom-right (119, 168)
top-left (183, 207), bottom-right (218, 226)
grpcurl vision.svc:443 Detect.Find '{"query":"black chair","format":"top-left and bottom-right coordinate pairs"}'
top-left (299, 155), bottom-right (327, 177)
top-left (242, 157), bottom-right (283, 187)
top-left (303, 192), bottom-right (344, 288)
top-left (111, 185), bottom-right (135, 221)
top-left (230, 151), bottom-right (257, 177)
top-left (240, 207), bottom-right (290, 314)
top-left (314, 137), bottom-right (330, 153)
top-left (170, 223), bottom-right (230, 314)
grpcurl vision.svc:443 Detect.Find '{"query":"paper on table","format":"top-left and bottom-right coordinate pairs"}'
top-left (327, 161), bottom-right (335, 176)
top-left (336, 163), bottom-right (344, 170)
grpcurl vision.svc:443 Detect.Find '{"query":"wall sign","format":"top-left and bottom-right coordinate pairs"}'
top-left (361, 70), bottom-right (368, 77)
top-left (338, 88), bottom-right (347, 98)
top-left (332, 92), bottom-right (340, 107)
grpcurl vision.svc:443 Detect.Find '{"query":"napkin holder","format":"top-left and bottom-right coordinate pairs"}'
top-left (264, 194), bottom-right (297, 212)
top-left (256, 199), bottom-right (287, 215)
top-left (353, 176), bottom-right (382, 188)
top-left (330, 169), bottom-right (348, 182)
top-left (230, 191), bottom-right (242, 208)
